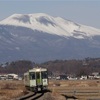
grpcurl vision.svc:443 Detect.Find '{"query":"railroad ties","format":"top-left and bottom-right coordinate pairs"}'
top-left (15, 92), bottom-right (43, 100)
top-left (14, 90), bottom-right (51, 100)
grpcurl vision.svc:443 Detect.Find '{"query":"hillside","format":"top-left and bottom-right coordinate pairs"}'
top-left (0, 13), bottom-right (100, 63)
top-left (0, 58), bottom-right (100, 76)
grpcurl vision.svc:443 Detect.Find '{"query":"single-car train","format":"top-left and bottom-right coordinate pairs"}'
top-left (24, 67), bottom-right (48, 92)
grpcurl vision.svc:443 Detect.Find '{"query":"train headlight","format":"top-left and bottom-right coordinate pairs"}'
top-left (36, 69), bottom-right (40, 71)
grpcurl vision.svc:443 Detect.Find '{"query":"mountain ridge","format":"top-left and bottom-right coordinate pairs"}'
top-left (0, 13), bottom-right (100, 39)
top-left (0, 13), bottom-right (100, 63)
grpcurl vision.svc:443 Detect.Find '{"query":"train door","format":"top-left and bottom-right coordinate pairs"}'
top-left (36, 72), bottom-right (42, 86)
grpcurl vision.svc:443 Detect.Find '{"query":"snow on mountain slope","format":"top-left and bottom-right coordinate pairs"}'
top-left (0, 13), bottom-right (100, 39)
top-left (1, 13), bottom-right (100, 63)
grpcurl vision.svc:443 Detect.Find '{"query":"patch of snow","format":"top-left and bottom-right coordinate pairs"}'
top-left (0, 13), bottom-right (100, 39)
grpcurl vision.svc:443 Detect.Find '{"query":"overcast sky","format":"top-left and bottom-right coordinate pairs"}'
top-left (0, 0), bottom-right (100, 29)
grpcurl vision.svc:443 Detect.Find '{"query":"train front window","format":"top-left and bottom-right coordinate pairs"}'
top-left (42, 71), bottom-right (47, 79)
top-left (30, 72), bottom-right (35, 80)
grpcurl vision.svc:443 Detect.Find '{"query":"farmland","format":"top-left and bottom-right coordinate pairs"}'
top-left (49, 79), bottom-right (100, 100)
top-left (0, 80), bottom-right (100, 100)
top-left (0, 80), bottom-right (26, 100)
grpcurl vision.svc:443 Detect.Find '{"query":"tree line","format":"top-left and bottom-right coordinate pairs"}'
top-left (0, 58), bottom-right (100, 77)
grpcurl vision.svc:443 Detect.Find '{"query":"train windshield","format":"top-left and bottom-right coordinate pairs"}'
top-left (29, 72), bottom-right (35, 80)
top-left (41, 71), bottom-right (48, 79)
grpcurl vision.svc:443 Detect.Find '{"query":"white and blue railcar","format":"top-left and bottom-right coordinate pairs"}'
top-left (24, 67), bottom-right (48, 92)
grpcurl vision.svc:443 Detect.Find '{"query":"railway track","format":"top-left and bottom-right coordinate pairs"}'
top-left (26, 92), bottom-right (44, 100)
top-left (15, 90), bottom-right (51, 100)
top-left (16, 92), bottom-right (44, 100)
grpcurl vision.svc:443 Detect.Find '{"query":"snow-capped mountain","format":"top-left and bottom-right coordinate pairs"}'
top-left (1, 13), bottom-right (100, 39)
top-left (0, 13), bottom-right (100, 63)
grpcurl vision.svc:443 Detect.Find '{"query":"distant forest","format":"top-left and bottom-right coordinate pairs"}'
top-left (0, 58), bottom-right (100, 77)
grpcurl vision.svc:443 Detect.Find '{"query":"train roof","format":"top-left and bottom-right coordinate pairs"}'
top-left (29, 67), bottom-right (47, 72)
top-left (24, 68), bottom-right (47, 75)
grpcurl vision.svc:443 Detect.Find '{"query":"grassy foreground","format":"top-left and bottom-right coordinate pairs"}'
top-left (0, 80), bottom-right (27, 100)
top-left (49, 79), bottom-right (100, 100)
top-left (0, 80), bottom-right (100, 100)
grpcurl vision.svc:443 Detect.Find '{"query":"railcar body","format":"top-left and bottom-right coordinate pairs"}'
top-left (24, 67), bottom-right (48, 92)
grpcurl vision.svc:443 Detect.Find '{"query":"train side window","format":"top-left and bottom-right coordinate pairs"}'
top-left (30, 72), bottom-right (35, 80)
top-left (42, 71), bottom-right (47, 79)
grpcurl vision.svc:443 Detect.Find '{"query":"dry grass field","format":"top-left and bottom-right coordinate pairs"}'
top-left (0, 80), bottom-right (27, 100)
top-left (0, 80), bottom-right (100, 100)
top-left (49, 79), bottom-right (100, 100)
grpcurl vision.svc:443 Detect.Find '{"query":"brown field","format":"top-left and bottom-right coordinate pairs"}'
top-left (0, 80), bottom-right (27, 100)
top-left (48, 79), bottom-right (100, 100)
top-left (0, 80), bottom-right (100, 100)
